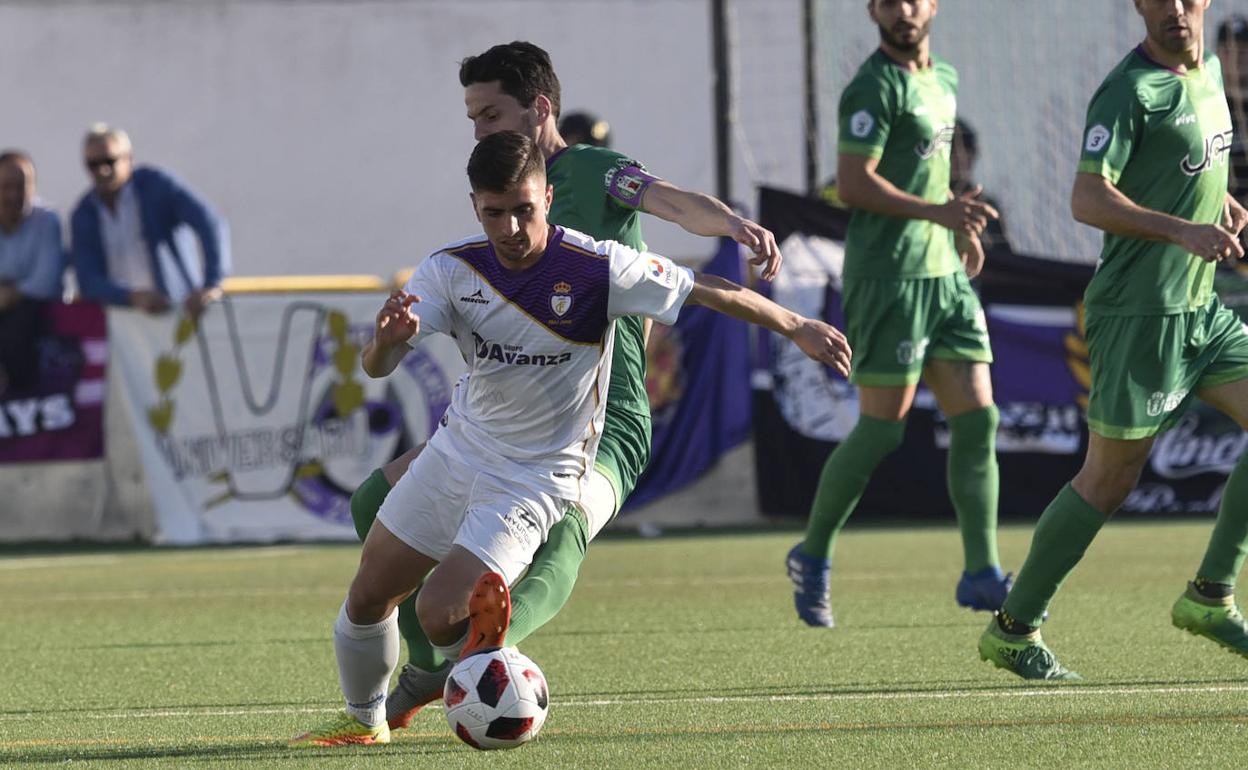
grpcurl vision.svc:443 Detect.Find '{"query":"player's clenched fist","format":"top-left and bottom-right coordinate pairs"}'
top-left (375, 289), bottom-right (422, 346)
top-left (934, 185), bottom-right (999, 237)
top-left (1176, 222), bottom-right (1244, 264)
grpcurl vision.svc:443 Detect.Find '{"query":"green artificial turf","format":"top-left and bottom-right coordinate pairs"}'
top-left (2, 521), bottom-right (1246, 768)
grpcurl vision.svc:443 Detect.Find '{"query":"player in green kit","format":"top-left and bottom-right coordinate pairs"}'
top-left (786, 0), bottom-right (1008, 628)
top-left (346, 41), bottom-right (840, 727)
top-left (979, 0), bottom-right (1248, 681)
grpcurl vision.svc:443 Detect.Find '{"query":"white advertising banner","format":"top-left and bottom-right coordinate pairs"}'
top-left (109, 293), bottom-right (466, 544)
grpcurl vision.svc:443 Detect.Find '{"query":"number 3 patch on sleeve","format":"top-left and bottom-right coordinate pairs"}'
top-left (1085, 124), bottom-right (1111, 153)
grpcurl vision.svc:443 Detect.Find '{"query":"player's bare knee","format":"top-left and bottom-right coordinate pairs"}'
top-left (415, 587), bottom-right (467, 644)
top-left (344, 583), bottom-right (393, 626)
top-left (1072, 464), bottom-right (1142, 516)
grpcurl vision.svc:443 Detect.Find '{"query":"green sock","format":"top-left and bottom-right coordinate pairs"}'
top-left (398, 595), bottom-right (445, 671)
top-left (1003, 484), bottom-right (1106, 627)
top-left (349, 467), bottom-right (441, 670)
top-left (506, 505), bottom-right (589, 646)
top-left (946, 405), bottom-right (1000, 573)
top-left (802, 415), bottom-right (906, 561)
top-left (1196, 451), bottom-right (1248, 586)
top-left (349, 468), bottom-right (390, 541)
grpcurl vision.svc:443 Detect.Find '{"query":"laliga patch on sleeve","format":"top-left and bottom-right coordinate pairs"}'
top-left (1084, 124), bottom-right (1111, 154)
top-left (849, 110), bottom-right (875, 139)
top-left (647, 256), bottom-right (677, 288)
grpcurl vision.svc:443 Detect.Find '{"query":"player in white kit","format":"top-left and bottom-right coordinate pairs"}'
top-left (291, 130), bottom-right (851, 746)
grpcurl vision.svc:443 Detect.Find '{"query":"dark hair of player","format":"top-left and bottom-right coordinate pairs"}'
top-left (458, 41), bottom-right (563, 119)
top-left (467, 130), bottom-right (545, 193)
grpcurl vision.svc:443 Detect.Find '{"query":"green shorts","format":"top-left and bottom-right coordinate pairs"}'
top-left (842, 271), bottom-right (993, 386)
top-left (1085, 298), bottom-right (1248, 439)
top-left (593, 403), bottom-right (650, 515)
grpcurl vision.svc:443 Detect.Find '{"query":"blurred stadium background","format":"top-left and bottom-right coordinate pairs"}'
top-left (0, 0), bottom-right (1245, 542)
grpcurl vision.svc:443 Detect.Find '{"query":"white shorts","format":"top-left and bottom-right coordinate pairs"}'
top-left (577, 468), bottom-right (617, 542)
top-left (376, 445), bottom-right (568, 584)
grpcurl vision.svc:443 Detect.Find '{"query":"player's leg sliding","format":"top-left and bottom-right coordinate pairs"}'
top-left (461, 571), bottom-right (511, 658)
top-left (947, 405), bottom-right (1011, 611)
top-left (977, 483), bottom-right (1102, 680)
top-left (790, 415), bottom-right (905, 627)
top-left (349, 469), bottom-right (452, 730)
top-left (291, 602), bottom-right (399, 746)
top-left (506, 505), bottom-right (589, 645)
top-left (1172, 451), bottom-right (1248, 657)
top-left (385, 508), bottom-right (590, 729)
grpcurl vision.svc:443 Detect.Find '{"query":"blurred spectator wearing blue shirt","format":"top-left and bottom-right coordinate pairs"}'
top-left (71, 124), bottom-right (229, 319)
top-left (0, 150), bottom-right (65, 394)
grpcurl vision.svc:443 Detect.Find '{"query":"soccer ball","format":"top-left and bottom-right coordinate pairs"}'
top-left (444, 646), bottom-right (549, 750)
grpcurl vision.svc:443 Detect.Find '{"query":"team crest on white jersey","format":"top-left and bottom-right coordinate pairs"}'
top-left (550, 281), bottom-right (573, 317)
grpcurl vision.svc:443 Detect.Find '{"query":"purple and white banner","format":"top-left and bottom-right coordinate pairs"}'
top-left (109, 294), bottom-right (466, 544)
top-left (0, 302), bottom-right (107, 463)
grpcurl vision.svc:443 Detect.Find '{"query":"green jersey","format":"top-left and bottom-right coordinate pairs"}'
top-left (1079, 48), bottom-right (1233, 316)
top-left (838, 50), bottom-right (960, 279)
top-left (546, 144), bottom-right (655, 501)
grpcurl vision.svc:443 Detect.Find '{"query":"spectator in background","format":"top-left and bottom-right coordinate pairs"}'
top-left (0, 151), bottom-right (64, 394)
top-left (71, 124), bottom-right (229, 318)
top-left (558, 111), bottom-right (611, 148)
top-left (950, 118), bottom-right (1014, 253)
top-left (1217, 15), bottom-right (1248, 203)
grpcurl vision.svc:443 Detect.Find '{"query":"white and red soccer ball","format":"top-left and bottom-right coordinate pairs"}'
top-left (444, 646), bottom-right (549, 750)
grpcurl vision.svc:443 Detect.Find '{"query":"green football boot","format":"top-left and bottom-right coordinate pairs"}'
top-left (978, 616), bottom-right (1081, 681)
top-left (1171, 583), bottom-right (1248, 658)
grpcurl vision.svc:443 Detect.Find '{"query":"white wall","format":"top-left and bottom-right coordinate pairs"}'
top-left (3, 0), bottom-right (798, 276)
top-left (813, 0), bottom-right (1247, 262)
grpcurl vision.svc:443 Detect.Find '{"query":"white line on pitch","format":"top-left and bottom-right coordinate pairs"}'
top-left (3, 682), bottom-right (1246, 722)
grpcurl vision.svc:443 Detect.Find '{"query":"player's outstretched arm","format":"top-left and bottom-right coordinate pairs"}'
top-left (361, 289), bottom-right (421, 378)
top-left (686, 273), bottom-right (851, 376)
top-left (1072, 172), bottom-right (1244, 263)
top-left (838, 154), bottom-right (997, 237)
top-left (639, 181), bottom-right (783, 280)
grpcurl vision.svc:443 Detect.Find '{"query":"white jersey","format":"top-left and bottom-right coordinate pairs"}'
top-left (402, 225), bottom-right (695, 500)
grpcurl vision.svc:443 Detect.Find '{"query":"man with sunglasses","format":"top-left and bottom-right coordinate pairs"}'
top-left (71, 124), bottom-right (229, 318)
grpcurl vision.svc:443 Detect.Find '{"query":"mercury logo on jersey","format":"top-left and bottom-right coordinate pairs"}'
top-left (459, 288), bottom-right (490, 305)
top-left (1180, 129), bottom-right (1233, 176)
top-left (915, 126), bottom-right (955, 159)
top-left (472, 331), bottom-right (572, 367)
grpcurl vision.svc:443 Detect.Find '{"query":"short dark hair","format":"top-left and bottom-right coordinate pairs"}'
top-left (459, 41), bottom-right (562, 119)
top-left (559, 111), bottom-right (611, 148)
top-left (0, 149), bottom-right (34, 177)
top-left (1218, 15), bottom-right (1248, 46)
top-left (467, 130), bottom-right (545, 193)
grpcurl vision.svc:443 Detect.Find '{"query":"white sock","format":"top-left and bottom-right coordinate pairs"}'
top-left (333, 601), bottom-right (399, 727)
top-left (432, 630), bottom-right (467, 663)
